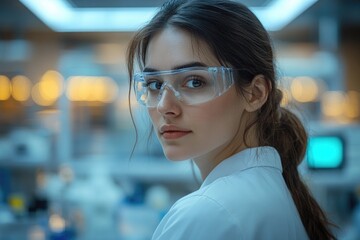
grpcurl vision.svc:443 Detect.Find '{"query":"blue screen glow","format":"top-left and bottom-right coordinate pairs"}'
top-left (307, 136), bottom-right (344, 169)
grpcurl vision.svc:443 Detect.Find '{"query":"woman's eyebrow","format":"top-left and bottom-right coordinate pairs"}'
top-left (143, 61), bottom-right (208, 72)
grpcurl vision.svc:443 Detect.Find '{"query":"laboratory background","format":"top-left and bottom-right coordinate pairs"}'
top-left (0, 0), bottom-right (360, 239)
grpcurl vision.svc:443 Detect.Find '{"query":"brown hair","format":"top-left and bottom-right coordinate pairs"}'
top-left (127, 0), bottom-right (336, 239)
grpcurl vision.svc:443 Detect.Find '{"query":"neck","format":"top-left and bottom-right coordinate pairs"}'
top-left (193, 116), bottom-right (259, 180)
top-left (193, 140), bottom-right (247, 180)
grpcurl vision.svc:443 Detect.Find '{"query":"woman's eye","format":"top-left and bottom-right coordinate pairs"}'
top-left (185, 78), bottom-right (204, 88)
top-left (147, 81), bottom-right (163, 90)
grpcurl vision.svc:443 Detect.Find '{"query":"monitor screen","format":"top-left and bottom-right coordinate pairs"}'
top-left (306, 136), bottom-right (344, 169)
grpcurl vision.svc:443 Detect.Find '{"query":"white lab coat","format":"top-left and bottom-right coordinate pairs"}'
top-left (152, 146), bottom-right (309, 240)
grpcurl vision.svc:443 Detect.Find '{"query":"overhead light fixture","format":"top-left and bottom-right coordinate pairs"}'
top-left (19, 0), bottom-right (317, 32)
top-left (253, 0), bottom-right (317, 31)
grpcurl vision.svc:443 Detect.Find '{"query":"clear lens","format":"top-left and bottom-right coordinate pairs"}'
top-left (134, 67), bottom-right (233, 107)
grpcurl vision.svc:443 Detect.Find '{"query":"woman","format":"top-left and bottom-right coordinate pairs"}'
top-left (127, 0), bottom-right (336, 239)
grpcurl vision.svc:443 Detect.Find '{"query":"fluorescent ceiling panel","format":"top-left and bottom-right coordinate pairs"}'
top-left (19, 0), bottom-right (317, 32)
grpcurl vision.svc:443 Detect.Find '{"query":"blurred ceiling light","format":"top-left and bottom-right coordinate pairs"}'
top-left (254, 0), bottom-right (318, 31)
top-left (39, 70), bottom-right (64, 102)
top-left (49, 214), bottom-right (66, 233)
top-left (92, 77), bottom-right (119, 103)
top-left (32, 83), bottom-right (55, 106)
top-left (12, 75), bottom-right (32, 102)
top-left (290, 76), bottom-right (319, 103)
top-left (344, 91), bottom-right (360, 119)
top-left (19, 0), bottom-right (317, 32)
top-left (66, 76), bottom-right (119, 103)
top-left (92, 77), bottom-right (108, 102)
top-left (67, 76), bottom-right (88, 101)
top-left (31, 70), bottom-right (64, 106)
top-left (321, 91), bottom-right (346, 118)
top-left (0, 75), bottom-right (12, 101)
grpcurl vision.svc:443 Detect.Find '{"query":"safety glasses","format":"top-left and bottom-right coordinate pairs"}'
top-left (134, 66), bottom-right (234, 108)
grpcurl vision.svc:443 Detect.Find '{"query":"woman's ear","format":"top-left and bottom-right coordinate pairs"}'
top-left (244, 75), bottom-right (270, 112)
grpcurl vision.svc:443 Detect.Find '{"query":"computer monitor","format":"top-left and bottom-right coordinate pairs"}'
top-left (306, 135), bottom-right (345, 170)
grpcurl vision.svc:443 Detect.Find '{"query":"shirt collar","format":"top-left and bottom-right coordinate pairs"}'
top-left (201, 146), bottom-right (282, 188)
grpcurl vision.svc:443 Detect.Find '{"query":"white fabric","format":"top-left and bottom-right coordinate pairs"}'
top-left (152, 146), bottom-right (309, 240)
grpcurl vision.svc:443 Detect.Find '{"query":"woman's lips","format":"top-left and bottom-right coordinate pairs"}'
top-left (161, 131), bottom-right (192, 139)
top-left (160, 125), bottom-right (192, 140)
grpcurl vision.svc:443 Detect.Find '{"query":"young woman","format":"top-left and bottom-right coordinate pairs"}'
top-left (127, 0), bottom-right (336, 239)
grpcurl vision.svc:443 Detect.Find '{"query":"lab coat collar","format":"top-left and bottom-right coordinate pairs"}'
top-left (201, 146), bottom-right (282, 188)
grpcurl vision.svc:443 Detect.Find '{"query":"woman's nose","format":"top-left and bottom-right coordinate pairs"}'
top-left (156, 87), bottom-right (181, 117)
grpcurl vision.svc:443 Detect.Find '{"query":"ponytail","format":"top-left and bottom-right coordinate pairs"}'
top-left (255, 89), bottom-right (337, 240)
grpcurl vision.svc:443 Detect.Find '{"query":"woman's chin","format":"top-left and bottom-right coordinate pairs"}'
top-left (163, 151), bottom-right (192, 161)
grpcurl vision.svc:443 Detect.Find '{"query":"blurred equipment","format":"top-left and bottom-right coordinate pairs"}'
top-left (7, 128), bottom-right (51, 164)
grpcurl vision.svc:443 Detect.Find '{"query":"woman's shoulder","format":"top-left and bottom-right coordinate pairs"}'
top-left (172, 189), bottom-right (239, 219)
top-left (187, 171), bottom-right (299, 224)
top-left (152, 192), bottom-right (242, 239)
top-left (166, 177), bottom-right (267, 225)
top-left (198, 171), bottom-right (285, 209)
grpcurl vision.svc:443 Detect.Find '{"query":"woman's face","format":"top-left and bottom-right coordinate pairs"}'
top-left (145, 27), bottom-right (249, 163)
